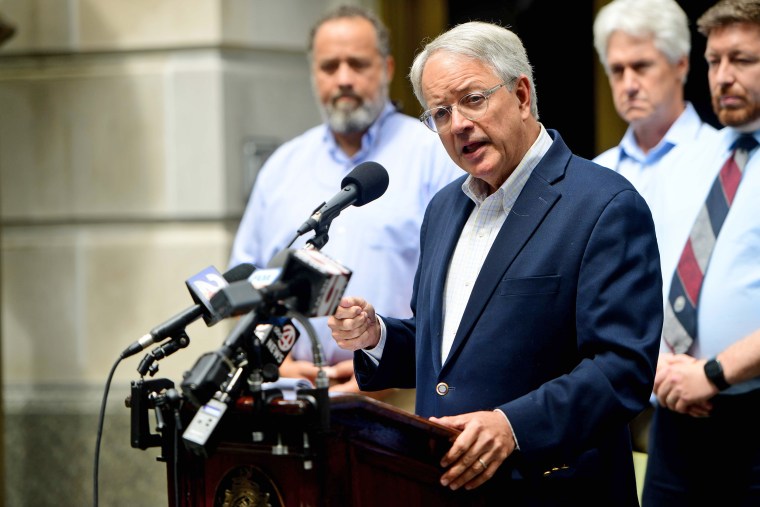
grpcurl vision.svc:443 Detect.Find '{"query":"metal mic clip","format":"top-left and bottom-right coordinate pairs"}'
top-left (136, 331), bottom-right (190, 377)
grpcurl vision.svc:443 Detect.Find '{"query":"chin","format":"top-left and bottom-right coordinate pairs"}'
top-left (623, 111), bottom-right (650, 124)
top-left (717, 109), bottom-right (752, 127)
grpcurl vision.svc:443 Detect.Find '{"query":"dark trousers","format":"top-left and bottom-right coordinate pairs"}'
top-left (642, 390), bottom-right (760, 507)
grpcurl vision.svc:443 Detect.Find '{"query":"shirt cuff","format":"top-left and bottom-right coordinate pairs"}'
top-left (361, 316), bottom-right (387, 366)
top-left (494, 408), bottom-right (520, 451)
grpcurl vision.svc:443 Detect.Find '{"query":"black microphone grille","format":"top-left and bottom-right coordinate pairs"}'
top-left (341, 161), bottom-right (389, 207)
top-left (223, 262), bottom-right (256, 282)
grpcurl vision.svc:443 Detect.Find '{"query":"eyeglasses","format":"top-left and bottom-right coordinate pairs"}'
top-left (419, 82), bottom-right (507, 133)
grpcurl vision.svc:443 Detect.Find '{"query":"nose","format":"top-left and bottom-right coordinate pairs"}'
top-left (621, 67), bottom-right (639, 94)
top-left (335, 62), bottom-right (356, 88)
top-left (713, 58), bottom-right (735, 86)
top-left (449, 106), bottom-right (474, 134)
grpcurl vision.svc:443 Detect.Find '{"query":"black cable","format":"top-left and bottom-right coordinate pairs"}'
top-left (173, 406), bottom-right (182, 507)
top-left (93, 356), bottom-right (122, 507)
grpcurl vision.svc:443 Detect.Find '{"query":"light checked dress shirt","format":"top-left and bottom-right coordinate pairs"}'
top-left (367, 125), bottom-right (553, 363)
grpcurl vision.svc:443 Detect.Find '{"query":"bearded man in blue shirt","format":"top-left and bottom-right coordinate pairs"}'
top-left (228, 5), bottom-right (460, 397)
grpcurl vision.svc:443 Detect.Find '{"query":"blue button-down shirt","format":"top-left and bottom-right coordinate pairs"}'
top-left (229, 102), bottom-right (462, 364)
top-left (594, 102), bottom-right (717, 207)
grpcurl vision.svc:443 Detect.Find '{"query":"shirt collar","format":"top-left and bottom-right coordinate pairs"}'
top-left (618, 102), bottom-right (702, 164)
top-left (724, 128), bottom-right (760, 151)
top-left (322, 101), bottom-right (398, 166)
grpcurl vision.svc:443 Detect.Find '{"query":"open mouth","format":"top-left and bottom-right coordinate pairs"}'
top-left (333, 94), bottom-right (361, 108)
top-left (462, 142), bottom-right (486, 155)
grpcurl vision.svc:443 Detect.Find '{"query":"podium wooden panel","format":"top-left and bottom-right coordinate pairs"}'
top-left (168, 393), bottom-right (494, 506)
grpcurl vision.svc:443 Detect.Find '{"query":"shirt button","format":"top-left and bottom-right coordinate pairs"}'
top-left (436, 382), bottom-right (449, 396)
top-left (674, 295), bottom-right (686, 312)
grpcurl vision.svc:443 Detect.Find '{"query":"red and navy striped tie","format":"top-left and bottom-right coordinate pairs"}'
top-left (663, 134), bottom-right (758, 354)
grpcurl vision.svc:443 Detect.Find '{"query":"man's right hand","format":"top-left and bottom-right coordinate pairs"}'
top-left (328, 296), bottom-right (380, 351)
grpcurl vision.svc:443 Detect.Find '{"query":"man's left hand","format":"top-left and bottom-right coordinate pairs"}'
top-left (430, 410), bottom-right (514, 491)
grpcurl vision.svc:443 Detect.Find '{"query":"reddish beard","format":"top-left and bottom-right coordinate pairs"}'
top-left (714, 97), bottom-right (760, 127)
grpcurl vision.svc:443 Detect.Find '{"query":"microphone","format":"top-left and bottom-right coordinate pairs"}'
top-left (181, 319), bottom-right (305, 456)
top-left (182, 316), bottom-right (301, 406)
top-left (121, 263), bottom-right (255, 359)
top-left (186, 318), bottom-right (300, 406)
top-left (209, 248), bottom-right (351, 319)
top-left (180, 311), bottom-right (260, 407)
top-left (295, 161), bottom-right (389, 236)
top-left (254, 317), bottom-right (300, 379)
top-left (179, 316), bottom-right (300, 408)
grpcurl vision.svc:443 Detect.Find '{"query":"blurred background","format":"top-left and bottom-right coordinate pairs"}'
top-left (0, 0), bottom-right (716, 505)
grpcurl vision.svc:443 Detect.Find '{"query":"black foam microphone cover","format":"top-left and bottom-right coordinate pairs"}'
top-left (341, 161), bottom-right (389, 206)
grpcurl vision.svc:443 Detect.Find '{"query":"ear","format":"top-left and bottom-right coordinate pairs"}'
top-left (385, 55), bottom-right (395, 83)
top-left (513, 75), bottom-right (533, 118)
top-left (676, 55), bottom-right (689, 84)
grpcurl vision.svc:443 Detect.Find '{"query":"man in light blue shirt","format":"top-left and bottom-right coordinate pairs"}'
top-left (228, 5), bottom-right (460, 395)
top-left (592, 0), bottom-right (718, 460)
top-left (593, 0), bottom-right (717, 207)
top-left (650, 129), bottom-right (760, 363)
top-left (642, 1), bottom-right (760, 504)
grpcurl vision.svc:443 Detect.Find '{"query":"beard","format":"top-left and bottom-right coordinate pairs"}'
top-left (713, 94), bottom-right (760, 128)
top-left (319, 86), bottom-right (387, 135)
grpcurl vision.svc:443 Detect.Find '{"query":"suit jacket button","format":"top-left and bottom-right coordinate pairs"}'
top-left (436, 382), bottom-right (449, 396)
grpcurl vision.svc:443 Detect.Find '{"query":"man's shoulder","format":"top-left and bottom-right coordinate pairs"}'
top-left (261, 123), bottom-right (328, 162)
top-left (558, 152), bottom-right (641, 203)
top-left (379, 110), bottom-right (437, 140)
top-left (591, 145), bottom-right (621, 170)
top-left (427, 174), bottom-right (467, 203)
top-left (543, 130), bottom-right (628, 189)
top-left (661, 126), bottom-right (725, 167)
top-left (276, 123), bottom-right (327, 150)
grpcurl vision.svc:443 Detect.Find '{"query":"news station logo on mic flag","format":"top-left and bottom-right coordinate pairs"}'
top-left (207, 249), bottom-right (352, 319)
top-left (249, 268), bottom-right (282, 289)
top-left (254, 317), bottom-right (300, 366)
top-left (289, 249), bottom-right (351, 317)
top-left (277, 322), bottom-right (298, 350)
top-left (186, 266), bottom-right (229, 326)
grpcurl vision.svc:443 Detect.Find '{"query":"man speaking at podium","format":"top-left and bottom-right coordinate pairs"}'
top-left (228, 5), bottom-right (460, 396)
top-left (329, 21), bottom-right (662, 506)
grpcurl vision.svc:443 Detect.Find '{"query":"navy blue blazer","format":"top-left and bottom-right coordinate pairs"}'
top-left (355, 130), bottom-right (662, 505)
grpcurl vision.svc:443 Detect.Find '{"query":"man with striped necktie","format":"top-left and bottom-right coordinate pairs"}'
top-left (643, 1), bottom-right (760, 505)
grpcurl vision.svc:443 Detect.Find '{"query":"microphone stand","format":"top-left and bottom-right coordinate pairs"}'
top-left (286, 309), bottom-right (330, 433)
top-left (293, 223), bottom-right (334, 432)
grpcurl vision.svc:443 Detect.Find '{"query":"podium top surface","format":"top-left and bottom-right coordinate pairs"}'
top-left (328, 393), bottom-right (459, 439)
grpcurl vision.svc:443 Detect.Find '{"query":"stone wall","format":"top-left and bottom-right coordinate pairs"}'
top-left (0, 1), bottom-right (376, 504)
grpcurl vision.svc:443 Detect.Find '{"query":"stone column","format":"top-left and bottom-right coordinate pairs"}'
top-left (0, 0), bottom-right (358, 504)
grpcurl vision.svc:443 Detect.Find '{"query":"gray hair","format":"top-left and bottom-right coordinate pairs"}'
top-left (307, 4), bottom-right (391, 58)
top-left (409, 21), bottom-right (538, 120)
top-left (593, 0), bottom-right (691, 72)
top-left (698, 0), bottom-right (760, 36)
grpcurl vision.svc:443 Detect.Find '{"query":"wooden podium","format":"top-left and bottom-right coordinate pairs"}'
top-left (167, 392), bottom-right (495, 506)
